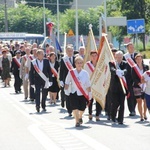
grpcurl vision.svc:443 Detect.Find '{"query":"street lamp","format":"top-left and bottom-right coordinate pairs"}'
top-left (4, 0), bottom-right (8, 32)
top-left (75, 0), bottom-right (79, 50)
top-left (57, 0), bottom-right (60, 42)
top-left (43, 0), bottom-right (46, 37)
top-left (104, 0), bottom-right (107, 33)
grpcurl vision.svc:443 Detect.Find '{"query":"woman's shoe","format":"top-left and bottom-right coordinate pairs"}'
top-left (140, 118), bottom-right (144, 122)
top-left (79, 118), bottom-right (83, 124)
top-left (75, 122), bottom-right (80, 127)
top-left (144, 117), bottom-right (147, 120)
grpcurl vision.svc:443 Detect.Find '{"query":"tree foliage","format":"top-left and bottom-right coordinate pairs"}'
top-left (107, 0), bottom-right (150, 48)
top-left (0, 4), bottom-right (53, 34)
top-left (59, 6), bottom-right (103, 35)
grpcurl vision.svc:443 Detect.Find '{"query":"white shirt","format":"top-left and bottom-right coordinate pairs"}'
top-left (37, 59), bottom-right (43, 71)
top-left (65, 68), bottom-right (91, 96)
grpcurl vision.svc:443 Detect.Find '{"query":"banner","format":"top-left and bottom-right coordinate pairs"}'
top-left (84, 27), bottom-right (97, 64)
top-left (91, 35), bottom-right (113, 109)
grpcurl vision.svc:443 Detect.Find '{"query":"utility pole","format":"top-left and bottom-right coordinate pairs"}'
top-left (4, 0), bottom-right (8, 32)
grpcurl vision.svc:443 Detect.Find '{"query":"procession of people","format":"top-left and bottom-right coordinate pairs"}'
top-left (0, 39), bottom-right (150, 127)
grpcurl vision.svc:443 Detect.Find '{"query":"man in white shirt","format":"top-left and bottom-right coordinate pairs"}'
top-left (30, 50), bottom-right (52, 112)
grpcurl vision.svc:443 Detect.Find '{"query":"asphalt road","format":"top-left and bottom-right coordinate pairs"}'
top-left (0, 77), bottom-right (150, 150)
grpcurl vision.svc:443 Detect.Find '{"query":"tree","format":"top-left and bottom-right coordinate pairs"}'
top-left (0, 4), bottom-right (53, 34)
top-left (59, 6), bottom-right (103, 35)
top-left (107, 0), bottom-right (150, 50)
top-left (24, 0), bottom-right (73, 14)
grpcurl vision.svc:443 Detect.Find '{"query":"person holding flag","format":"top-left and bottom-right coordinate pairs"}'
top-left (109, 51), bottom-right (127, 125)
top-left (65, 56), bottom-right (92, 127)
top-left (131, 53), bottom-right (149, 121)
top-left (84, 51), bottom-right (102, 121)
top-left (11, 50), bottom-right (22, 93)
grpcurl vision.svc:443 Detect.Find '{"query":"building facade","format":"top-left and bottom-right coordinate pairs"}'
top-left (71, 0), bottom-right (103, 10)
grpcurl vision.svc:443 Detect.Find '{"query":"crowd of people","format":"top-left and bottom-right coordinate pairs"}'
top-left (0, 40), bottom-right (150, 127)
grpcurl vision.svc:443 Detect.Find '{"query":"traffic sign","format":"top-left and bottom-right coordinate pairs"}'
top-left (67, 29), bottom-right (74, 36)
top-left (127, 19), bottom-right (145, 34)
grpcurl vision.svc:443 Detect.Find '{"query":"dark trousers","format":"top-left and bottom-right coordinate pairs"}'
top-left (66, 95), bottom-right (72, 114)
top-left (35, 84), bottom-right (48, 109)
top-left (88, 99), bottom-right (102, 116)
top-left (127, 86), bottom-right (137, 113)
top-left (14, 75), bottom-right (22, 92)
top-left (30, 85), bottom-right (35, 100)
top-left (60, 87), bottom-right (66, 102)
top-left (105, 88), bottom-right (112, 117)
top-left (111, 92), bottom-right (125, 123)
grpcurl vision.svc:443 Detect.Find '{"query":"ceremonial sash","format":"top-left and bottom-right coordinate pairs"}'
top-left (23, 56), bottom-right (27, 61)
top-left (70, 70), bottom-right (90, 102)
top-left (124, 53), bottom-right (141, 79)
top-left (29, 55), bottom-right (33, 60)
top-left (13, 57), bottom-right (21, 68)
top-left (63, 57), bottom-right (73, 71)
top-left (32, 59), bottom-right (50, 88)
top-left (49, 63), bottom-right (58, 78)
top-left (86, 61), bottom-right (94, 73)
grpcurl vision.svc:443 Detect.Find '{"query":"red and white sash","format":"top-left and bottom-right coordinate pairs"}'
top-left (63, 57), bottom-right (74, 71)
top-left (86, 61), bottom-right (94, 73)
top-left (143, 71), bottom-right (150, 82)
top-left (13, 57), bottom-right (21, 68)
top-left (29, 55), bottom-right (34, 60)
top-left (49, 63), bottom-right (58, 78)
top-left (32, 59), bottom-right (50, 88)
top-left (124, 53), bottom-right (142, 79)
top-left (23, 55), bottom-right (33, 61)
top-left (70, 69), bottom-right (90, 102)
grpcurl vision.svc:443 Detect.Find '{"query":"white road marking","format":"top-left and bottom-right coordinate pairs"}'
top-left (28, 124), bottom-right (61, 150)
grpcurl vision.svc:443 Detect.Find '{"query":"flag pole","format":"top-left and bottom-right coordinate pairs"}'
top-left (104, 35), bottom-right (126, 94)
top-left (89, 24), bottom-right (97, 51)
top-left (64, 32), bottom-right (67, 56)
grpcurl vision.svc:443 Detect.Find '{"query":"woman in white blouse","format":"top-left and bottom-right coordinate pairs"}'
top-left (65, 56), bottom-right (92, 127)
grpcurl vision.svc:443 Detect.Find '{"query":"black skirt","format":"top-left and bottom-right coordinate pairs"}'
top-left (48, 77), bottom-right (60, 92)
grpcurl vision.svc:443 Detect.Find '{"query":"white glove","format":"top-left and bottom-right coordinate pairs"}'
top-left (116, 69), bottom-right (123, 78)
top-left (49, 82), bottom-right (53, 87)
top-left (88, 92), bottom-right (92, 100)
top-left (60, 81), bottom-right (64, 87)
top-left (25, 74), bottom-right (29, 80)
top-left (31, 85), bottom-right (35, 89)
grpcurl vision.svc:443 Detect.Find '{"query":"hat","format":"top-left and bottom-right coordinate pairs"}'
top-left (111, 48), bottom-right (118, 52)
top-left (15, 50), bottom-right (21, 54)
top-left (126, 42), bottom-right (133, 47)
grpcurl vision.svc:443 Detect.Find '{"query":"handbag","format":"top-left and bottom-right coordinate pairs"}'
top-left (133, 87), bottom-right (142, 96)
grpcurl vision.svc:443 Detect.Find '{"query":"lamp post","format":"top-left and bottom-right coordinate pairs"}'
top-left (57, 0), bottom-right (60, 42)
top-left (43, 0), bottom-right (46, 37)
top-left (4, 0), bottom-right (8, 32)
top-left (75, 0), bottom-right (79, 50)
top-left (104, 0), bottom-right (107, 33)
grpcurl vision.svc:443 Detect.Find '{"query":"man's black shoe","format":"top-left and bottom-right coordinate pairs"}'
top-left (36, 107), bottom-right (40, 113)
top-left (61, 101), bottom-right (64, 108)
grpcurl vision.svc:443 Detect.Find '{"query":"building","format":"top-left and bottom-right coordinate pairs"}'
top-left (0, 0), bottom-right (15, 7)
top-left (71, 0), bottom-right (103, 10)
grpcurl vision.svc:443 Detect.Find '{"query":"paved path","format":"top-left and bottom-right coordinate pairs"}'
top-left (0, 78), bottom-right (150, 150)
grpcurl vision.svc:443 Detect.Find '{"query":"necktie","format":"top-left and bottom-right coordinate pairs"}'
top-left (69, 57), bottom-right (72, 64)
